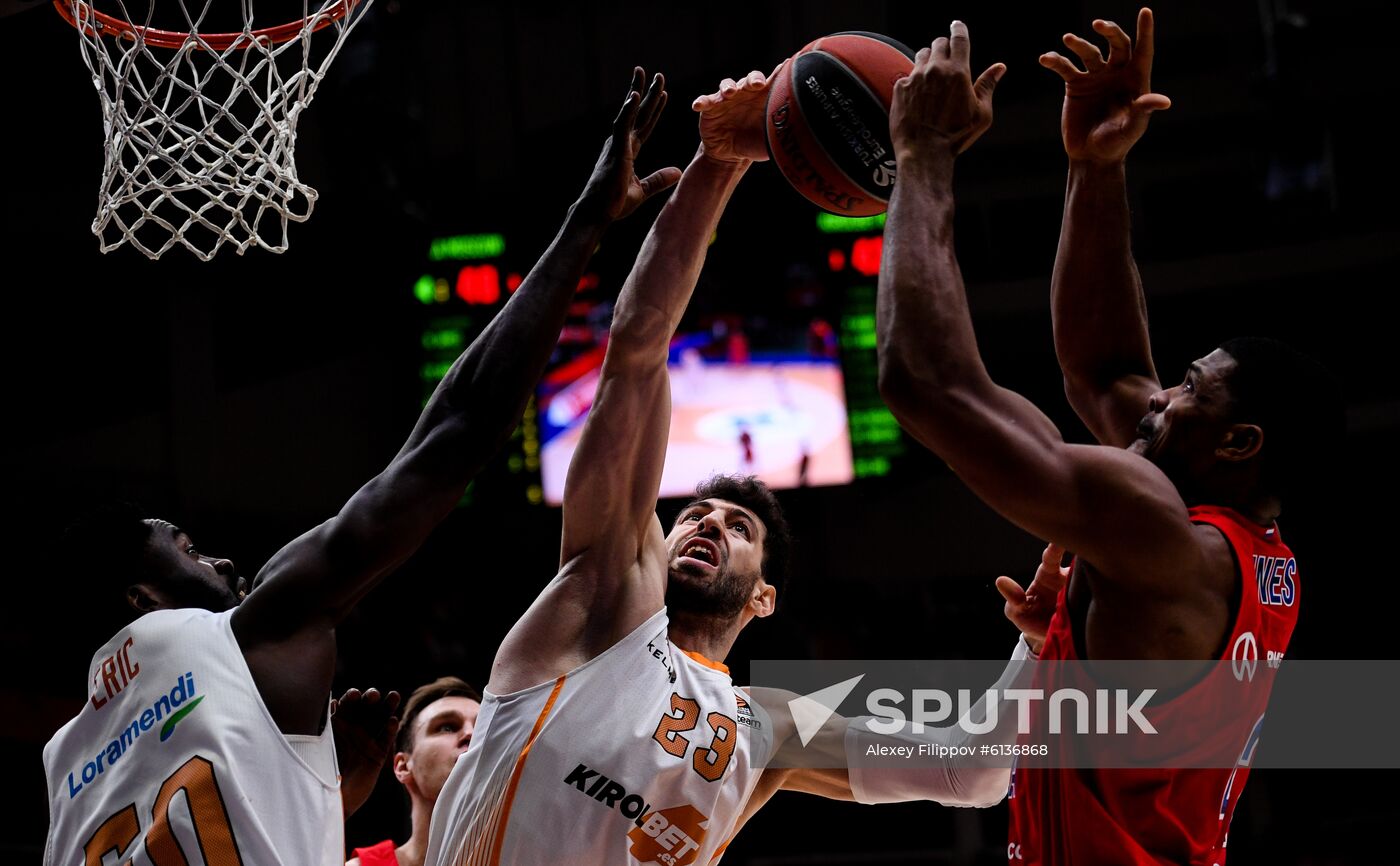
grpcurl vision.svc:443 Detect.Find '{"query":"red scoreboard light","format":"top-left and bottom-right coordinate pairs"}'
top-left (456, 264), bottom-right (501, 305)
top-left (421, 231), bottom-right (546, 507)
top-left (850, 236), bottom-right (882, 277)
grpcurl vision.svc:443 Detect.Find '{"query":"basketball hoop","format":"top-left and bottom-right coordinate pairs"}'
top-left (55, 0), bottom-right (373, 260)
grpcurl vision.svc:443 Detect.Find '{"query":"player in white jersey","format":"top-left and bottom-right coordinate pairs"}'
top-left (424, 69), bottom-right (1045, 866)
top-left (42, 68), bottom-right (683, 866)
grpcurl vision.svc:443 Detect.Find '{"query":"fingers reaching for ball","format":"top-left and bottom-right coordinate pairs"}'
top-left (583, 66), bottom-right (682, 221)
top-left (695, 69), bottom-right (772, 164)
top-left (892, 21), bottom-right (1005, 159)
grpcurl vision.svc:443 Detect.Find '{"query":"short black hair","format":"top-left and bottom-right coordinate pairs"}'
top-left (686, 474), bottom-right (793, 594)
top-left (61, 502), bottom-right (155, 634)
top-left (1217, 337), bottom-right (1342, 502)
top-left (396, 676), bottom-right (482, 753)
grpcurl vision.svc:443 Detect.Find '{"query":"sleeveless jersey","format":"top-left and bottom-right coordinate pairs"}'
top-left (1007, 505), bottom-right (1300, 865)
top-left (424, 608), bottom-right (772, 866)
top-left (43, 608), bottom-right (342, 866)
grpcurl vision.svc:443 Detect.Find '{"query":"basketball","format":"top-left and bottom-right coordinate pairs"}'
top-left (765, 32), bottom-right (916, 216)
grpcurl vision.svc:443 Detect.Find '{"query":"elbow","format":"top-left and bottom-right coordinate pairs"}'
top-left (877, 349), bottom-right (934, 420)
top-left (1061, 361), bottom-right (1151, 407)
top-left (877, 352), bottom-right (912, 411)
top-left (878, 349), bottom-right (981, 426)
top-left (948, 766), bottom-right (1011, 809)
top-left (607, 304), bottom-right (674, 367)
top-left (410, 413), bottom-right (498, 478)
top-left (1061, 371), bottom-right (1099, 420)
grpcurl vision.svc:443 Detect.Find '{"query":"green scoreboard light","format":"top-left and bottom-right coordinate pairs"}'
top-left (415, 232), bottom-right (543, 507)
top-left (821, 214), bottom-right (907, 480)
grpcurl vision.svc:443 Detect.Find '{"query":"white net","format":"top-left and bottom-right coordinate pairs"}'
top-left (63, 0), bottom-right (373, 260)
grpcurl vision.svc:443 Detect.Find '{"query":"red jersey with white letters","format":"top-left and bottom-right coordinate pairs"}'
top-left (1006, 505), bottom-right (1300, 865)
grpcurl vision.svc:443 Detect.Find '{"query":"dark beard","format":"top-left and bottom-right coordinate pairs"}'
top-left (665, 563), bottom-right (757, 619)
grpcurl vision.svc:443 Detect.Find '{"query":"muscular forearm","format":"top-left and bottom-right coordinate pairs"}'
top-left (255, 202), bottom-right (612, 615)
top-left (609, 151), bottom-right (748, 363)
top-left (1052, 160), bottom-right (1156, 395)
top-left (873, 148), bottom-right (1073, 543)
top-left (238, 206), bottom-right (610, 731)
top-left (877, 151), bottom-right (994, 411)
top-left (558, 151), bottom-right (748, 557)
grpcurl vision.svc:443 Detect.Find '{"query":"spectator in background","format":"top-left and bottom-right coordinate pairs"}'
top-left (349, 678), bottom-right (481, 866)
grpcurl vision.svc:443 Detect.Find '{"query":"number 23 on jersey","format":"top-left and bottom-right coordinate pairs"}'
top-left (652, 693), bottom-right (738, 782)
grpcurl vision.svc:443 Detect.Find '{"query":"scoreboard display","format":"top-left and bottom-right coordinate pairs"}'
top-left (414, 213), bottom-right (908, 508)
top-left (414, 232), bottom-right (544, 508)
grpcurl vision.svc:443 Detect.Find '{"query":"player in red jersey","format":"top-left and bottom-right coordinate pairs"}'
top-left (876, 12), bottom-right (1338, 865)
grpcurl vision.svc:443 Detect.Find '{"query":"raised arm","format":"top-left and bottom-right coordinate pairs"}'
top-left (487, 72), bottom-right (772, 689)
top-left (559, 73), bottom-right (768, 574)
top-left (233, 69), bottom-right (681, 733)
top-left (1042, 8), bottom-right (1171, 446)
top-left (875, 23), bottom-right (1197, 573)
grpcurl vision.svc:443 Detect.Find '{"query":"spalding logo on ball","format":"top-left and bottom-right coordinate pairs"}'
top-left (765, 31), bottom-right (916, 216)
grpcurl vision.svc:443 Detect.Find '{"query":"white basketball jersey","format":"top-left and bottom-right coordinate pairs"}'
top-left (425, 609), bottom-right (772, 866)
top-left (42, 608), bottom-right (342, 866)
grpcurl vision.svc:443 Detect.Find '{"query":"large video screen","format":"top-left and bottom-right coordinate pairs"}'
top-left (537, 317), bottom-right (855, 505)
top-left (414, 215), bottom-right (906, 509)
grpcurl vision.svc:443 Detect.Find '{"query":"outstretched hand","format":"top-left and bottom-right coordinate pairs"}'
top-left (693, 67), bottom-right (778, 164)
top-left (890, 20), bottom-right (1006, 160)
top-left (996, 543), bottom-right (1070, 654)
top-left (1040, 7), bottom-right (1171, 164)
top-left (331, 687), bottom-right (401, 818)
top-left (581, 67), bottom-right (683, 221)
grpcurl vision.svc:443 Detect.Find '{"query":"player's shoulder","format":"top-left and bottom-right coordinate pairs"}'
top-left (1187, 512), bottom-right (1257, 596)
top-left (121, 606), bottom-right (229, 642)
top-left (137, 605), bottom-right (227, 627)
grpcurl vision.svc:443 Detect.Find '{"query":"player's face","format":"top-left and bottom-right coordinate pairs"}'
top-left (1131, 349), bottom-right (1239, 486)
top-left (665, 499), bottom-right (768, 619)
top-left (400, 696), bottom-right (480, 803)
top-left (137, 519), bottom-right (247, 612)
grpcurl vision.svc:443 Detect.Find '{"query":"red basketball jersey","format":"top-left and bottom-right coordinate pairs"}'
top-left (352, 840), bottom-right (400, 866)
top-left (1006, 505), bottom-right (1300, 865)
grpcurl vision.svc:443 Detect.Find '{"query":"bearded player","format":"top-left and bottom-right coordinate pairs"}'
top-left (423, 67), bottom-right (1047, 866)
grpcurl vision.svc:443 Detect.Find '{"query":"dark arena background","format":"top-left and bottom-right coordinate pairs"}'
top-left (4, 1), bottom-right (1397, 863)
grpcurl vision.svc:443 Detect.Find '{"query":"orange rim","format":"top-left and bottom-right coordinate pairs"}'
top-left (53, 0), bottom-right (361, 50)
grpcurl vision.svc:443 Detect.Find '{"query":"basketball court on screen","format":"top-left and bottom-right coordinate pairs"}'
top-left (539, 356), bottom-right (854, 505)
